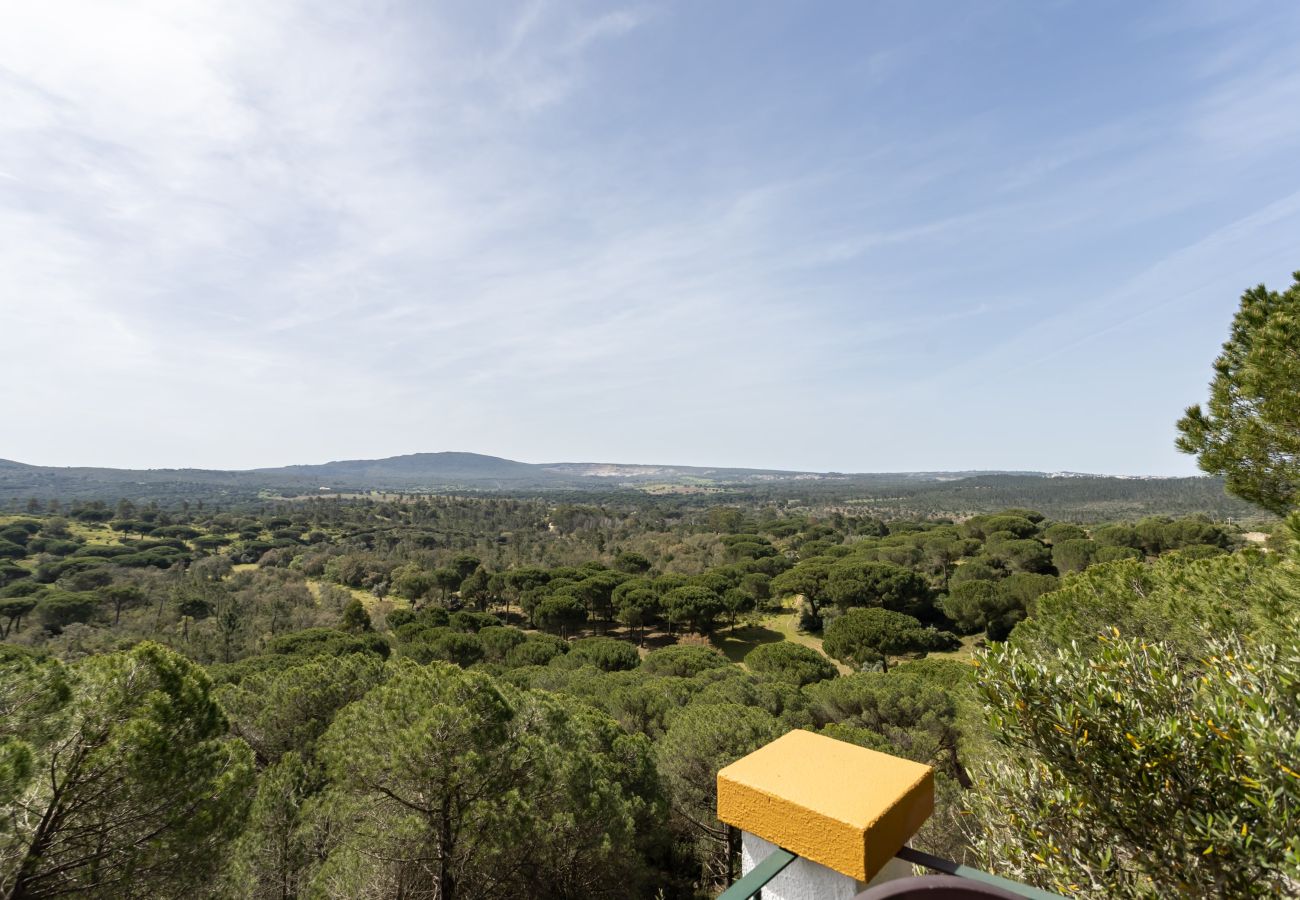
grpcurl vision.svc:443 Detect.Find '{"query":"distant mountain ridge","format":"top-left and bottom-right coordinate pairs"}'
top-left (256, 452), bottom-right (543, 482)
top-left (0, 452), bottom-right (1256, 523)
top-left (0, 452), bottom-right (563, 496)
top-left (0, 451), bottom-right (1030, 494)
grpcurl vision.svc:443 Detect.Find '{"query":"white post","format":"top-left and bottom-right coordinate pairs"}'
top-left (741, 832), bottom-right (914, 900)
top-left (741, 832), bottom-right (861, 900)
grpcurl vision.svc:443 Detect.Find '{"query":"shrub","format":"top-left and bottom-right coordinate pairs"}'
top-left (970, 631), bottom-right (1300, 897)
top-left (641, 645), bottom-right (730, 678)
top-left (504, 634), bottom-right (569, 668)
top-left (267, 627), bottom-right (391, 660)
top-left (478, 625), bottom-right (527, 661)
top-left (562, 636), bottom-right (641, 672)
top-left (402, 628), bottom-right (485, 667)
top-left (36, 590), bottom-right (100, 633)
top-left (745, 642), bottom-right (838, 686)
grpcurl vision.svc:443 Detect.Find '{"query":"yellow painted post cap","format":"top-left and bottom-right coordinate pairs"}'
top-left (717, 729), bottom-right (934, 882)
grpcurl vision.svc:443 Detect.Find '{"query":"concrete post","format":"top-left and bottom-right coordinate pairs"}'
top-left (740, 832), bottom-right (916, 900)
top-left (717, 730), bottom-right (934, 896)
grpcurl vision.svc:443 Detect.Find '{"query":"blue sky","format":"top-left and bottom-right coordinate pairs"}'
top-left (2, 1), bottom-right (1299, 474)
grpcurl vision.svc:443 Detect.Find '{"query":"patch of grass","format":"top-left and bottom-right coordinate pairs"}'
top-left (710, 605), bottom-right (852, 674)
top-left (711, 623), bottom-right (786, 664)
top-left (305, 579), bottom-right (385, 610)
top-left (65, 521), bottom-right (113, 543)
top-left (927, 632), bottom-right (983, 663)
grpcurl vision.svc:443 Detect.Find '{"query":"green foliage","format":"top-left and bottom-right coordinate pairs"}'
top-left (266, 627), bottom-right (391, 661)
top-left (563, 636), bottom-right (641, 672)
top-left (388, 606), bottom-right (449, 633)
top-left (987, 538), bottom-right (1054, 574)
top-left (449, 553), bottom-right (481, 580)
top-left (0, 647), bottom-right (69, 811)
top-left (689, 671), bottom-right (803, 720)
top-left (662, 585), bottom-right (723, 634)
top-left (448, 610), bottom-right (498, 632)
top-left (401, 627), bottom-right (485, 667)
top-left (97, 582), bottom-right (144, 626)
top-left (1040, 523), bottom-right (1087, 544)
top-left (1010, 551), bottom-right (1295, 662)
top-left (969, 631), bottom-right (1300, 897)
top-left (0, 643), bottom-right (254, 898)
top-left (981, 515), bottom-right (1040, 538)
top-left (968, 572), bottom-right (1057, 640)
top-left (1177, 272), bottom-right (1300, 513)
top-left (614, 585), bottom-right (660, 643)
top-left (942, 581), bottom-right (1001, 634)
top-left (432, 566), bottom-right (462, 599)
top-left (1052, 537), bottom-right (1098, 573)
top-left (34, 590), bottom-right (99, 633)
top-left (458, 567), bottom-right (492, 609)
top-left (721, 586), bottom-right (755, 628)
top-left (771, 557), bottom-right (834, 620)
top-left (950, 556), bottom-right (1005, 586)
top-left (826, 560), bottom-right (934, 618)
top-left (0, 597), bottom-right (37, 638)
top-left (533, 593), bottom-right (587, 636)
top-left (614, 550), bottom-right (653, 574)
top-left (0, 562), bottom-right (28, 588)
top-left (217, 653), bottom-right (387, 764)
top-left (1132, 515), bottom-right (1231, 555)
top-left (803, 669), bottom-right (966, 778)
top-left (477, 625), bottom-right (527, 661)
top-left (745, 642), bottom-right (838, 686)
top-left (655, 703), bottom-right (785, 884)
top-left (1094, 544), bottom-right (1142, 563)
top-left (339, 598), bottom-right (371, 632)
top-left (641, 644), bottom-right (730, 677)
top-left (504, 633), bottom-right (568, 667)
top-left (221, 751), bottom-right (315, 900)
top-left (0, 528), bottom-right (29, 547)
top-left (0, 492), bottom-right (1272, 897)
top-left (502, 566), bottom-right (550, 596)
top-left (1174, 542), bottom-right (1229, 560)
top-left (998, 572), bottom-right (1058, 611)
top-left (28, 538), bottom-right (79, 557)
top-left (313, 660), bottom-right (664, 898)
top-left (822, 607), bottom-right (955, 672)
top-left (153, 524), bottom-right (201, 539)
top-left (392, 564), bottom-right (436, 601)
top-left (892, 656), bottom-right (976, 692)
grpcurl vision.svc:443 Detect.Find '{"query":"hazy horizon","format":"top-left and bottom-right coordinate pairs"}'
top-left (4, 1), bottom-right (1299, 475)
top-left (1, 447), bottom-right (1215, 479)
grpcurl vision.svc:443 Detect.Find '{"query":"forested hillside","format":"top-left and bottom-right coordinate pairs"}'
top-left (0, 455), bottom-right (1265, 524)
top-left (0, 490), bottom-right (1288, 897)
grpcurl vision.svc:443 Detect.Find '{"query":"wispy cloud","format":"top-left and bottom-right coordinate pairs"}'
top-left (1, 1), bottom-right (1298, 473)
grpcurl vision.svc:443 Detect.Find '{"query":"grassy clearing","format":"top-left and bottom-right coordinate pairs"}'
top-left (710, 604), bottom-right (854, 674)
top-left (65, 522), bottom-right (116, 545)
top-left (710, 622), bottom-right (787, 664)
top-left (709, 601), bottom-right (980, 673)
top-left (929, 632), bottom-right (983, 663)
top-left (305, 578), bottom-right (389, 611)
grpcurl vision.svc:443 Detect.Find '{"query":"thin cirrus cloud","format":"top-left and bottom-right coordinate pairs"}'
top-left (1, 0), bottom-right (1299, 474)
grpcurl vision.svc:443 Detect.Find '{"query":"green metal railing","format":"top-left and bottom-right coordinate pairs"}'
top-left (717, 847), bottom-right (797, 900)
top-left (717, 845), bottom-right (1066, 900)
top-left (894, 847), bottom-right (1065, 899)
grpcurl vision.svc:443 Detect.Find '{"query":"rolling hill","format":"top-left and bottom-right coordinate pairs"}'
top-left (0, 452), bottom-right (1266, 521)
